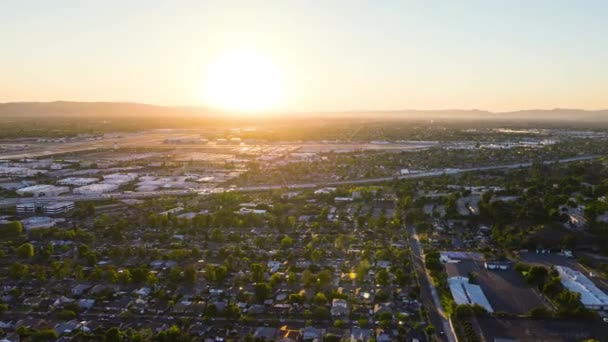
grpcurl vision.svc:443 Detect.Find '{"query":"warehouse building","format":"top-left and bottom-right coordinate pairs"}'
top-left (484, 261), bottom-right (511, 270)
top-left (102, 173), bottom-right (138, 186)
top-left (0, 166), bottom-right (45, 177)
top-left (448, 276), bottom-right (494, 312)
top-left (16, 184), bottom-right (69, 197)
top-left (556, 265), bottom-right (608, 310)
top-left (21, 216), bottom-right (56, 230)
top-left (57, 177), bottom-right (99, 186)
top-left (73, 183), bottom-right (119, 195)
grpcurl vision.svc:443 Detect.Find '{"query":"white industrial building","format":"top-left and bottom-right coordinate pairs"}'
top-left (57, 177), bottom-right (99, 186)
top-left (43, 201), bottom-right (75, 215)
top-left (238, 208), bottom-right (267, 215)
top-left (448, 276), bottom-right (494, 312)
top-left (556, 265), bottom-right (608, 310)
top-left (73, 183), bottom-right (119, 195)
top-left (16, 203), bottom-right (36, 215)
top-left (102, 173), bottom-right (138, 185)
top-left (0, 181), bottom-right (36, 190)
top-left (314, 187), bottom-right (337, 195)
top-left (21, 216), bottom-right (56, 230)
top-left (16, 184), bottom-right (69, 197)
top-left (135, 176), bottom-right (194, 192)
top-left (484, 261), bottom-right (511, 270)
top-left (334, 197), bottom-right (354, 202)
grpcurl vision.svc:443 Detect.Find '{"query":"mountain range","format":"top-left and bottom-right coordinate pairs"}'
top-left (1, 101), bottom-right (608, 122)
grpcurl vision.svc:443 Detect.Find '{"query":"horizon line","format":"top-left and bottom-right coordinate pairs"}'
top-left (1, 100), bottom-right (608, 115)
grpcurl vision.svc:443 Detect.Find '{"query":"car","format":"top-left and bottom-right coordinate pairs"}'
top-left (603, 317), bottom-right (608, 323)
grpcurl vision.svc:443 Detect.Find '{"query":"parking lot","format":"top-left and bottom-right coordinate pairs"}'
top-left (518, 251), bottom-right (608, 292)
top-left (445, 260), bottom-right (548, 314)
top-left (477, 316), bottom-right (608, 342)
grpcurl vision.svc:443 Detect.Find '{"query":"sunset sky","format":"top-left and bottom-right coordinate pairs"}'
top-left (2, 0), bottom-right (607, 112)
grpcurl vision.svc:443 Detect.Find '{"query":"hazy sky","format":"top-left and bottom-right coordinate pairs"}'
top-left (2, 0), bottom-right (607, 111)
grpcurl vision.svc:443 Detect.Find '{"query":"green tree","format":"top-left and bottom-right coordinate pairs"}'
top-left (32, 329), bottom-right (58, 342)
top-left (269, 273), bottom-right (282, 288)
top-left (16, 243), bottom-right (35, 258)
top-left (105, 327), bottom-right (121, 342)
top-left (184, 265), bottom-right (197, 284)
top-left (250, 263), bottom-right (265, 282)
top-left (0, 221), bottom-right (23, 237)
top-left (281, 236), bottom-right (294, 248)
top-left (526, 266), bottom-right (549, 288)
top-left (311, 249), bottom-right (324, 263)
top-left (317, 269), bottom-right (333, 288)
top-left (323, 334), bottom-right (341, 342)
top-left (313, 292), bottom-right (328, 305)
top-left (376, 269), bottom-right (390, 286)
top-left (302, 269), bottom-right (316, 287)
top-left (254, 283), bottom-right (271, 303)
top-left (528, 306), bottom-right (552, 318)
top-left (356, 259), bottom-right (371, 282)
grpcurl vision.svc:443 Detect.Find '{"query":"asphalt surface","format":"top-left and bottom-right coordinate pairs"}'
top-left (408, 224), bottom-right (457, 342)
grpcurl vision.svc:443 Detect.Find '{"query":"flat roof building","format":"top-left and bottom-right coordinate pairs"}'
top-left (73, 183), bottom-right (119, 195)
top-left (556, 265), bottom-right (608, 310)
top-left (43, 202), bottom-right (75, 215)
top-left (448, 276), bottom-right (494, 312)
top-left (21, 216), bottom-right (56, 230)
top-left (16, 203), bottom-right (36, 215)
top-left (16, 184), bottom-right (69, 198)
top-left (102, 173), bottom-right (138, 185)
top-left (57, 177), bottom-right (99, 186)
top-left (0, 166), bottom-right (45, 177)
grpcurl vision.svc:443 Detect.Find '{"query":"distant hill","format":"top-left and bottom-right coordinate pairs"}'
top-left (0, 101), bottom-right (216, 118)
top-left (1, 101), bottom-right (607, 122)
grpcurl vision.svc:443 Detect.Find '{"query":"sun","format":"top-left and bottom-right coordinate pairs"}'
top-left (201, 48), bottom-right (284, 112)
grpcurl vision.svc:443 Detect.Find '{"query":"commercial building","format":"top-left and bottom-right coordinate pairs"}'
top-left (0, 166), bottom-right (45, 177)
top-left (238, 208), bottom-right (267, 215)
top-left (556, 265), bottom-right (608, 310)
top-left (73, 183), bottom-right (119, 195)
top-left (57, 177), bottom-right (99, 186)
top-left (448, 276), bottom-right (494, 312)
top-left (21, 216), bottom-right (56, 230)
top-left (314, 187), bottom-right (337, 195)
top-left (0, 181), bottom-right (35, 190)
top-left (484, 261), bottom-right (511, 270)
top-left (16, 203), bottom-right (36, 215)
top-left (43, 202), bottom-right (75, 215)
top-left (102, 173), bottom-right (138, 185)
top-left (334, 197), bottom-right (354, 202)
top-left (16, 184), bottom-right (69, 197)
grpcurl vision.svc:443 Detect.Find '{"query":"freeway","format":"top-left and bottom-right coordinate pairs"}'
top-left (0, 154), bottom-right (603, 208)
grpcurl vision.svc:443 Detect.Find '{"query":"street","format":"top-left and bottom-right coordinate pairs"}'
top-left (408, 224), bottom-right (457, 342)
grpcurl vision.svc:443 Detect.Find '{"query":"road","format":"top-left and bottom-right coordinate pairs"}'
top-left (408, 224), bottom-right (457, 342)
top-left (0, 136), bottom-right (439, 160)
top-left (0, 154), bottom-right (602, 208)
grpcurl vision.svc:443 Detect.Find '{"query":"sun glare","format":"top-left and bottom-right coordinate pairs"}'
top-left (201, 48), bottom-right (284, 112)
